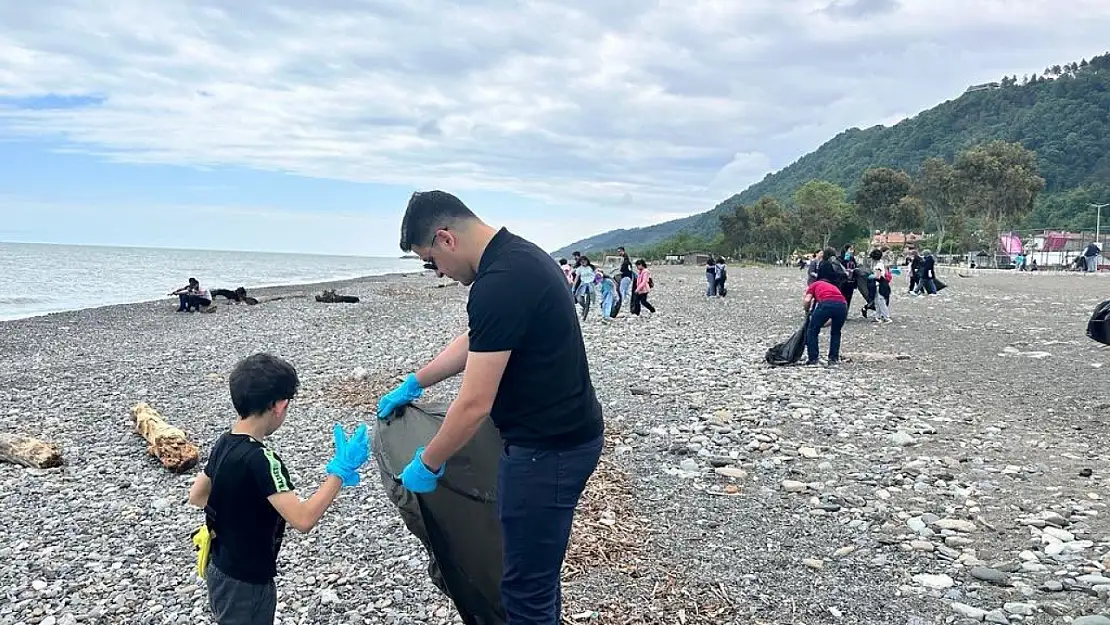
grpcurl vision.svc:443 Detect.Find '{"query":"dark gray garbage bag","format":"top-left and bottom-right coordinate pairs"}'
top-left (372, 402), bottom-right (507, 625)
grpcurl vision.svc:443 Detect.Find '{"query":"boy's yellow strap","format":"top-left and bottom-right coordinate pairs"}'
top-left (191, 525), bottom-right (211, 579)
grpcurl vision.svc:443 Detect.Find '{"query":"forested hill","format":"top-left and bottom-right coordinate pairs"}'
top-left (554, 52), bottom-right (1110, 256)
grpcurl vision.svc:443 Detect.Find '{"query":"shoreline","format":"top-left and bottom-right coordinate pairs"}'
top-left (0, 269), bottom-right (429, 325)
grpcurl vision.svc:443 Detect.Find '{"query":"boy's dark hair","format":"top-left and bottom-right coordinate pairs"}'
top-left (822, 247), bottom-right (837, 262)
top-left (229, 353), bottom-right (300, 418)
top-left (559, 258), bottom-right (567, 265)
top-left (869, 249), bottom-right (883, 261)
top-left (573, 251), bottom-right (581, 257)
top-left (399, 190), bottom-right (478, 252)
top-left (635, 259), bottom-right (647, 268)
top-left (188, 277), bottom-right (199, 285)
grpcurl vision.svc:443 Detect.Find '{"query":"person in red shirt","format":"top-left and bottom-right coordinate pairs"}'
top-left (803, 277), bottom-right (848, 365)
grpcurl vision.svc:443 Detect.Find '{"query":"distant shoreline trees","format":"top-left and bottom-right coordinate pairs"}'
top-left (622, 139), bottom-right (1045, 262)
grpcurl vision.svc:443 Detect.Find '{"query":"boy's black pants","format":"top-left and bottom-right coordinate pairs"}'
top-left (206, 562), bottom-right (277, 625)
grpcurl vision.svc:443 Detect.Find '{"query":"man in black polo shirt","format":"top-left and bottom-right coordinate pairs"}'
top-left (376, 190), bottom-right (604, 624)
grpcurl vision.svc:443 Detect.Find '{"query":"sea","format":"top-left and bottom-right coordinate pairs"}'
top-left (0, 242), bottom-right (424, 321)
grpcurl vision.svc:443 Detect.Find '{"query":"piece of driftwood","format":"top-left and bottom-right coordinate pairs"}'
top-left (315, 289), bottom-right (360, 303)
top-left (0, 433), bottom-right (64, 468)
top-left (130, 402), bottom-right (199, 473)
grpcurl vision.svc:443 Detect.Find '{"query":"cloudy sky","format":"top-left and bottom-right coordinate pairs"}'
top-left (2, 0), bottom-right (1108, 256)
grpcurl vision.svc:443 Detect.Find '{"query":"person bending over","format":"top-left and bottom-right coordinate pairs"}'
top-left (803, 277), bottom-right (848, 366)
top-left (377, 190), bottom-right (604, 625)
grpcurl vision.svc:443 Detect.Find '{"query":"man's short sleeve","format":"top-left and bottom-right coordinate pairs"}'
top-left (247, 447), bottom-right (294, 497)
top-left (468, 268), bottom-right (531, 353)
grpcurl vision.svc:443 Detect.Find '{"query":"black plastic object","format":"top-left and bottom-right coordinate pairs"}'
top-left (1088, 299), bottom-right (1110, 345)
top-left (372, 402), bottom-right (507, 625)
top-left (766, 314), bottom-right (810, 366)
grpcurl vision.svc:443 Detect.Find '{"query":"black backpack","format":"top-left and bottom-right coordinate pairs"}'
top-left (1088, 299), bottom-right (1110, 345)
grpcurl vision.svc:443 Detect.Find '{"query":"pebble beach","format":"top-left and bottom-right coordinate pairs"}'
top-left (2, 265), bottom-right (1109, 625)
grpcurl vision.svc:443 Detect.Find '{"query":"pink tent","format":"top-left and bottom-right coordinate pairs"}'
top-left (1042, 232), bottom-right (1070, 252)
top-left (999, 233), bottom-right (1023, 254)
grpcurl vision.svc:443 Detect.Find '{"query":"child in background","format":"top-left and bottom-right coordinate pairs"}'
top-left (869, 248), bottom-right (892, 323)
top-left (632, 259), bottom-right (656, 315)
top-left (187, 353), bottom-right (369, 625)
top-left (598, 271), bottom-right (617, 321)
top-left (558, 258), bottom-right (574, 296)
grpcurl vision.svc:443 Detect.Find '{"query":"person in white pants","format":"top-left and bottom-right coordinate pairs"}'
top-left (869, 249), bottom-right (892, 323)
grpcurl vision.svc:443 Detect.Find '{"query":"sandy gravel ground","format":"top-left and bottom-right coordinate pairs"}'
top-left (0, 265), bottom-right (1108, 625)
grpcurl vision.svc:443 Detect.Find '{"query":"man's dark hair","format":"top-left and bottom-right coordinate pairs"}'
top-left (869, 249), bottom-right (883, 261)
top-left (188, 277), bottom-right (198, 285)
top-left (399, 190), bottom-right (478, 252)
top-left (573, 251), bottom-right (581, 257)
top-left (559, 258), bottom-right (568, 265)
top-left (229, 353), bottom-right (300, 418)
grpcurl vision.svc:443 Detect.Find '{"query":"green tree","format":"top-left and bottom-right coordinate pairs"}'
top-left (856, 167), bottom-right (913, 234)
top-left (895, 195), bottom-right (927, 233)
top-left (794, 180), bottom-right (853, 248)
top-left (718, 203), bottom-right (751, 257)
top-left (953, 140), bottom-right (1046, 250)
top-left (751, 197), bottom-right (797, 262)
top-left (912, 157), bottom-right (959, 253)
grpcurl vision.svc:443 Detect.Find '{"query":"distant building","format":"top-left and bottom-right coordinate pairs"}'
top-left (965, 82), bottom-right (1001, 93)
top-left (682, 252), bottom-right (713, 265)
top-left (871, 232), bottom-right (924, 248)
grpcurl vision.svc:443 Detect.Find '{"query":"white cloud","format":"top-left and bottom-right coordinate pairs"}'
top-left (1, 0), bottom-right (1109, 246)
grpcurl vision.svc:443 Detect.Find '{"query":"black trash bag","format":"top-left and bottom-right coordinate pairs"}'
top-left (766, 314), bottom-right (810, 366)
top-left (373, 403), bottom-right (507, 625)
top-left (1088, 299), bottom-right (1110, 345)
top-left (934, 277), bottom-right (948, 292)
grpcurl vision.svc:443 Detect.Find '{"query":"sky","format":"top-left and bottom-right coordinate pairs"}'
top-left (1, 0), bottom-right (1109, 256)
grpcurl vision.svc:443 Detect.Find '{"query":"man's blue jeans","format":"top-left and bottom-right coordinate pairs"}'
top-left (806, 301), bottom-right (848, 363)
top-left (497, 435), bottom-right (603, 624)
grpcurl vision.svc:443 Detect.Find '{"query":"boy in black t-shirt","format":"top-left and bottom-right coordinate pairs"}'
top-left (188, 353), bottom-right (369, 625)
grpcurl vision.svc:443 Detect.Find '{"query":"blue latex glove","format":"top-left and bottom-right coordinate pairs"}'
top-left (326, 423), bottom-right (370, 487)
top-left (399, 447), bottom-right (444, 493)
top-left (376, 373), bottom-right (424, 420)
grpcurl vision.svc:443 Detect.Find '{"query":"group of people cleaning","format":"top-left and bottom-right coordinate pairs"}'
top-left (560, 247), bottom-right (655, 321)
top-left (800, 244), bottom-right (942, 365)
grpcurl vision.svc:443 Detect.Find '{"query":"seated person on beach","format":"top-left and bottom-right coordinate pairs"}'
top-left (187, 353), bottom-right (369, 625)
top-left (169, 278), bottom-right (212, 312)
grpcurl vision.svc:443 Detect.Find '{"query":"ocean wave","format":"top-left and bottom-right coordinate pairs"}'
top-left (0, 295), bottom-right (46, 306)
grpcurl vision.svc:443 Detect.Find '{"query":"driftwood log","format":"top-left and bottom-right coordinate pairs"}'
top-left (130, 402), bottom-right (199, 473)
top-left (0, 433), bottom-right (64, 468)
top-left (315, 289), bottom-right (360, 304)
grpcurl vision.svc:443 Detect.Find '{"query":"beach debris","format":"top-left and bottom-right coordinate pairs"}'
top-left (315, 289), bottom-right (361, 304)
top-left (130, 402), bottom-right (199, 473)
top-left (0, 433), bottom-right (64, 469)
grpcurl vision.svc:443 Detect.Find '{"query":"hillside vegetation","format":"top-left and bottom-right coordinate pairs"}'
top-left (555, 52), bottom-right (1110, 257)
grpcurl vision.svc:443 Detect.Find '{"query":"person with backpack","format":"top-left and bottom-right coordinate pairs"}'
top-left (714, 257), bottom-right (728, 296)
top-left (631, 259), bottom-right (656, 316)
